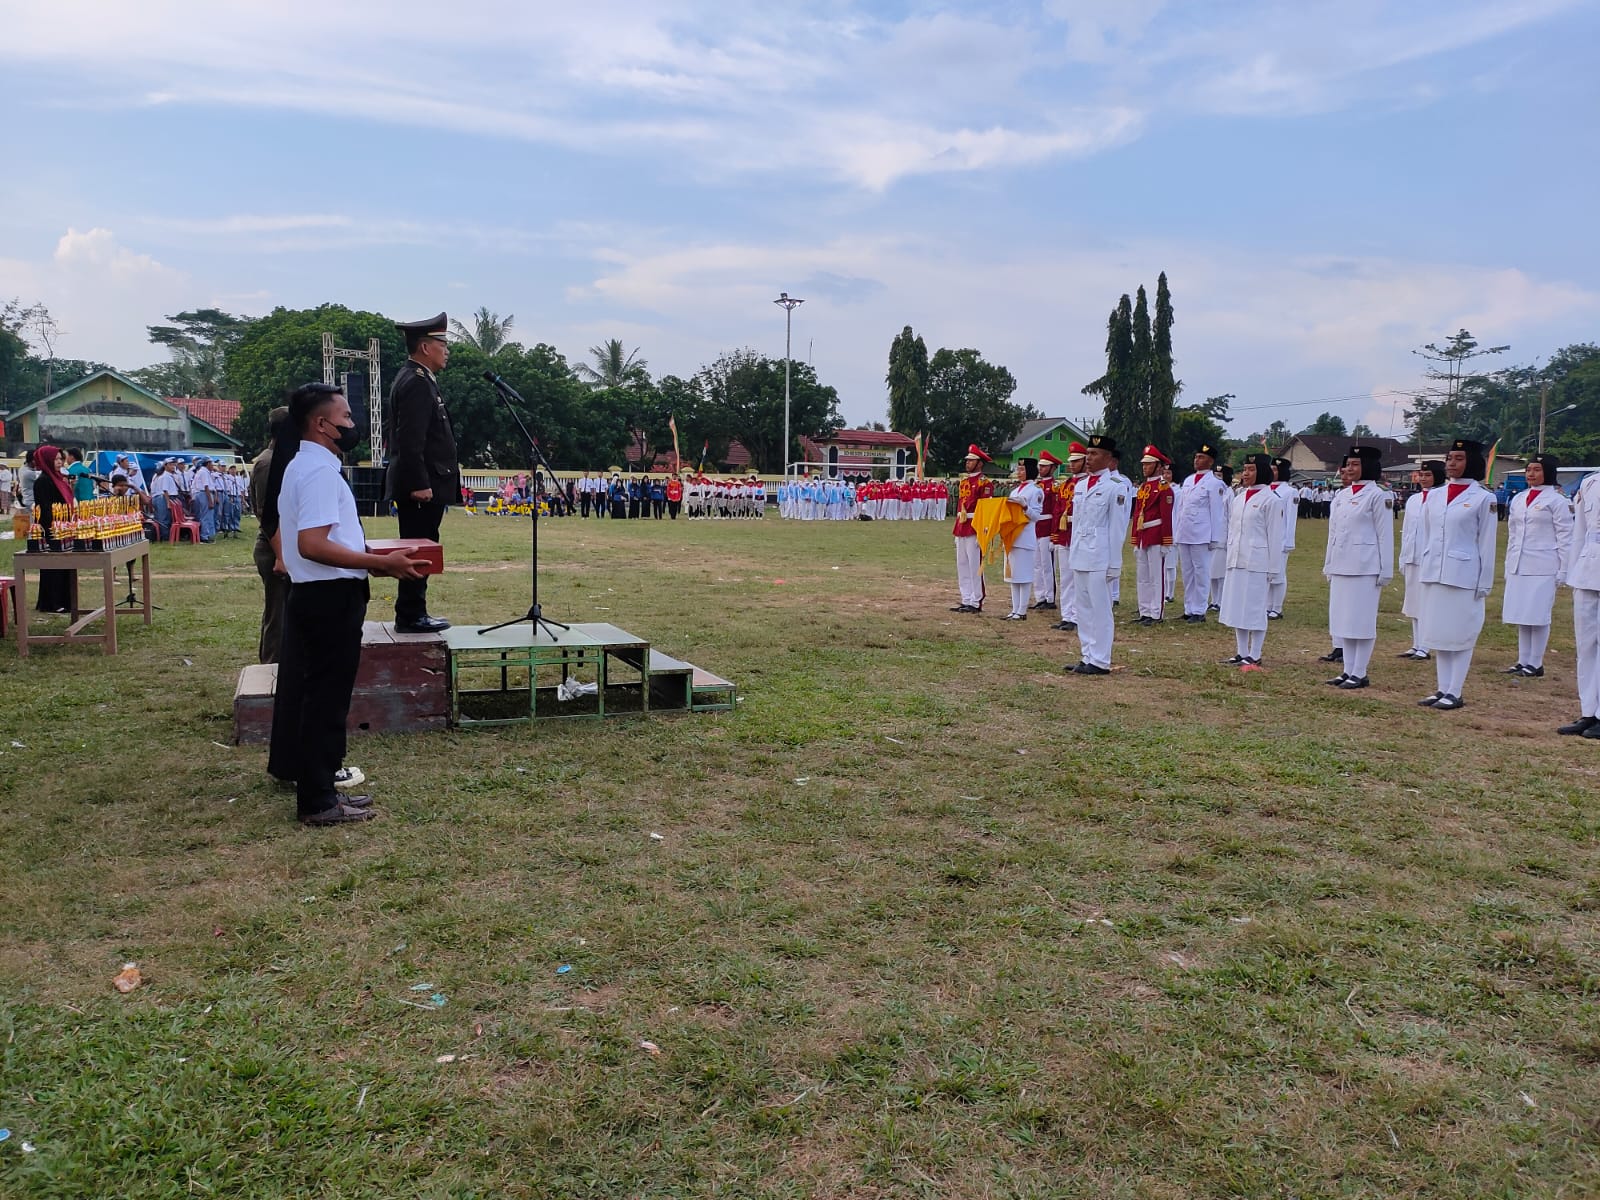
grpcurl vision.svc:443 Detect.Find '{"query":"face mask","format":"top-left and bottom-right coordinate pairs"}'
top-left (327, 420), bottom-right (361, 457)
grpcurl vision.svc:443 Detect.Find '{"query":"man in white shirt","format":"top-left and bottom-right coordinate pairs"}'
top-left (1561, 468), bottom-right (1600, 738)
top-left (1065, 434), bottom-right (1134, 675)
top-left (267, 382), bottom-right (423, 825)
top-left (1172, 442), bottom-right (1231, 621)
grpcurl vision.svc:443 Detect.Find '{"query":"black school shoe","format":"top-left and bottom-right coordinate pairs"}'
top-left (1067, 662), bottom-right (1110, 675)
top-left (1337, 676), bottom-right (1370, 690)
top-left (1318, 647), bottom-right (1344, 663)
top-left (1325, 673), bottom-right (1350, 686)
top-left (1432, 694), bottom-right (1465, 711)
top-left (1558, 716), bottom-right (1599, 735)
top-left (300, 799), bottom-right (377, 826)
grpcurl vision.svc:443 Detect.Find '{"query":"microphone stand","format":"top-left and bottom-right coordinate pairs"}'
top-left (479, 373), bottom-right (569, 640)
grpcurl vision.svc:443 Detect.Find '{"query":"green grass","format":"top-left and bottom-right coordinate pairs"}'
top-left (2, 511), bottom-right (1598, 1198)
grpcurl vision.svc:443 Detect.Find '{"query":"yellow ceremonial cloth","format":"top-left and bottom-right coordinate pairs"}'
top-left (972, 496), bottom-right (1030, 567)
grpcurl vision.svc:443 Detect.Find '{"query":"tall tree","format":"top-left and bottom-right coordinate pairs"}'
top-left (141, 308), bottom-right (254, 397)
top-left (1150, 272), bottom-right (1179, 455)
top-left (576, 339), bottom-right (650, 390)
top-left (692, 349), bottom-right (842, 473)
top-left (1081, 295), bottom-right (1136, 453)
top-left (886, 325), bottom-right (930, 435)
top-left (1130, 285), bottom-right (1154, 450)
top-left (448, 307), bottom-right (517, 356)
top-left (1405, 329), bottom-right (1508, 445)
top-left (1300, 412), bottom-right (1348, 437)
top-left (923, 347), bottom-right (1035, 473)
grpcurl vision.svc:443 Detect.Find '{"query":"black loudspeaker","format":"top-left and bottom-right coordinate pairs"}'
top-left (343, 372), bottom-right (369, 433)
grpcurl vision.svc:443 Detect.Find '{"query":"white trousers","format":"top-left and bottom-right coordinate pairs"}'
top-left (1434, 647), bottom-right (1474, 698)
top-left (1074, 570), bottom-right (1114, 668)
top-left (1177, 543), bottom-right (1212, 615)
top-left (1056, 550), bottom-right (1077, 623)
top-left (1135, 545), bottom-right (1165, 618)
top-left (955, 537), bottom-right (984, 608)
top-left (1164, 548), bottom-right (1177, 600)
top-left (1268, 550), bottom-right (1290, 613)
top-left (1033, 539), bottom-right (1057, 602)
top-left (1576, 589), bottom-right (1600, 718)
top-left (1010, 582), bottom-right (1030, 617)
top-left (1516, 625), bottom-right (1551, 670)
top-left (1235, 628), bottom-right (1265, 659)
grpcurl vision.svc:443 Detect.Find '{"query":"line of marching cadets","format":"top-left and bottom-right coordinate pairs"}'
top-left (950, 434), bottom-right (1600, 733)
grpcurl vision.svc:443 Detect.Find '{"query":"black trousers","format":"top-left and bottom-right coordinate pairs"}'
top-left (269, 578), bottom-right (368, 816)
top-left (668, 500), bottom-right (680, 520)
top-left (253, 535), bottom-right (291, 664)
top-left (394, 496), bottom-right (445, 622)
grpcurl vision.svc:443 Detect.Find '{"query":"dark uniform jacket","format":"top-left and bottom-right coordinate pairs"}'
top-left (384, 359), bottom-right (461, 503)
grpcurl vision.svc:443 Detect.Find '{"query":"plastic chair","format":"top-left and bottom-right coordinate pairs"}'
top-left (0, 575), bottom-right (15, 637)
top-left (168, 497), bottom-right (202, 544)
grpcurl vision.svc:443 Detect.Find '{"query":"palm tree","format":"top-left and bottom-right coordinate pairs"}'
top-left (449, 307), bottom-right (515, 355)
top-left (576, 338), bottom-right (649, 390)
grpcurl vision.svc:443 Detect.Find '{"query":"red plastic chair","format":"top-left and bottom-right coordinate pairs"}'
top-left (168, 497), bottom-right (202, 544)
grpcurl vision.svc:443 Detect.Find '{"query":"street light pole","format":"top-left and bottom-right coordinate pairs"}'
top-left (774, 292), bottom-right (804, 476)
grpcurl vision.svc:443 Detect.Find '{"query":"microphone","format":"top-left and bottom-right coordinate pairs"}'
top-left (482, 370), bottom-right (505, 386)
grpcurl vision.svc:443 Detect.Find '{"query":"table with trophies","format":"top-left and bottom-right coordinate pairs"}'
top-left (12, 498), bottom-right (154, 657)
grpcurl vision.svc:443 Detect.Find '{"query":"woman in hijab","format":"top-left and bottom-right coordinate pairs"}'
top-left (30, 445), bottom-right (76, 613)
top-left (1501, 452), bottom-right (1573, 678)
top-left (1002, 458), bottom-right (1044, 621)
top-left (1416, 438), bottom-right (1498, 710)
top-left (1219, 453), bottom-right (1285, 667)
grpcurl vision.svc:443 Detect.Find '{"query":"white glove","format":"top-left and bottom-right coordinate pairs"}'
top-left (1208, 542), bottom-right (1224, 552)
top-left (1475, 588), bottom-right (1491, 601)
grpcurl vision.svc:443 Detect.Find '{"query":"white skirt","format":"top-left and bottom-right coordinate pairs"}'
top-left (1328, 574), bottom-right (1380, 640)
top-left (1418, 581), bottom-right (1486, 651)
top-left (1220, 568), bottom-right (1270, 631)
top-left (1502, 573), bottom-right (1557, 626)
top-left (1400, 563), bottom-right (1422, 620)
top-left (1003, 549), bottom-right (1034, 585)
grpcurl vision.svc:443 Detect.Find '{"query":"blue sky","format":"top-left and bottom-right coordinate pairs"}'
top-left (2, 0), bottom-right (1597, 438)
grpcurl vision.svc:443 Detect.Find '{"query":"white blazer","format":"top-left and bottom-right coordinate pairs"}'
top-left (1068, 470), bottom-right (1133, 573)
top-left (1173, 470), bottom-right (1231, 546)
top-left (1570, 474), bottom-right (1600, 592)
top-left (1267, 481), bottom-right (1298, 550)
top-left (1225, 486), bottom-right (1286, 575)
top-left (1399, 490), bottom-right (1427, 567)
top-left (1504, 486), bottom-right (1573, 581)
top-left (1418, 480), bottom-right (1497, 594)
top-left (1008, 480), bottom-right (1043, 554)
top-left (1324, 484), bottom-right (1395, 583)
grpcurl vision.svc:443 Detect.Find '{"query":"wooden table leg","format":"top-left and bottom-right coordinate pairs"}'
top-left (15, 565), bottom-right (28, 658)
top-left (104, 562), bottom-right (118, 654)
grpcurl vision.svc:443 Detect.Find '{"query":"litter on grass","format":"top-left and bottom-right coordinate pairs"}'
top-left (556, 964), bottom-right (572, 975)
top-left (112, 963), bottom-right (143, 993)
top-left (793, 777), bottom-right (809, 785)
top-left (0, 1130), bottom-right (9, 1142)
top-left (639, 1040), bottom-right (662, 1056)
top-left (20, 1142), bottom-right (35, 1154)
top-left (649, 832), bottom-right (664, 841)
top-left (555, 678), bottom-right (599, 702)
top-left (436, 1054), bottom-right (457, 1064)
top-left (409, 982), bottom-right (436, 991)
top-left (430, 994), bottom-right (448, 1007)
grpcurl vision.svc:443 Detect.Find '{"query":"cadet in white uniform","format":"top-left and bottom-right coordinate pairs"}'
top-left (1219, 454), bottom-right (1286, 667)
top-left (1030, 451), bottom-right (1060, 610)
top-left (1323, 446), bottom-right (1394, 690)
top-left (1416, 439), bottom-right (1498, 711)
top-left (1161, 463), bottom-right (1180, 601)
top-left (1501, 453), bottom-right (1573, 678)
top-left (1065, 435), bottom-right (1132, 675)
top-left (1003, 458), bottom-right (1045, 620)
top-left (1397, 461), bottom-right (1443, 660)
top-left (1560, 468), bottom-right (1600, 738)
top-left (1266, 457), bottom-right (1297, 619)
top-left (1173, 443), bottom-right (1231, 621)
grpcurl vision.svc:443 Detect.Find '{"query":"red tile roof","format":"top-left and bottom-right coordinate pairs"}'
top-left (166, 396), bottom-right (241, 435)
top-left (813, 428), bottom-right (915, 449)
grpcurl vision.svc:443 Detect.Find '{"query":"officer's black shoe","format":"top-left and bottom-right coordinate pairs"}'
top-left (1557, 716), bottom-right (1598, 735)
top-left (1318, 647), bottom-right (1344, 663)
top-left (1418, 692), bottom-right (1444, 706)
top-left (1070, 662), bottom-right (1110, 675)
top-left (1519, 665), bottom-right (1545, 678)
top-left (1504, 662), bottom-right (1526, 674)
top-left (949, 604), bottom-right (968, 612)
top-left (1061, 622), bottom-right (1077, 632)
top-left (1031, 600), bottom-right (1055, 611)
top-left (395, 616), bottom-right (451, 634)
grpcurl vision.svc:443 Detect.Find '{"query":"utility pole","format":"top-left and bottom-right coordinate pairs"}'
top-left (774, 292), bottom-right (804, 476)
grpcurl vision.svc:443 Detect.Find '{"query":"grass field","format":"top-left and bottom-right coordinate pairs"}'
top-left (2, 509), bottom-right (1598, 1198)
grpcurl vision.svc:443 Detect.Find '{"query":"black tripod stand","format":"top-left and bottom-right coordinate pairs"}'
top-left (116, 556), bottom-right (160, 611)
top-left (479, 371), bottom-right (569, 640)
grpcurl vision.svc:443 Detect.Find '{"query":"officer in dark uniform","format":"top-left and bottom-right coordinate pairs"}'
top-left (385, 312), bottom-right (461, 633)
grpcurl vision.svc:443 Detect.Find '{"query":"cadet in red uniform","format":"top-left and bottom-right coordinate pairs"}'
top-left (952, 445), bottom-right (994, 612)
top-left (1031, 450), bottom-right (1062, 610)
top-left (665, 473), bottom-right (684, 519)
top-left (1131, 445), bottom-right (1175, 625)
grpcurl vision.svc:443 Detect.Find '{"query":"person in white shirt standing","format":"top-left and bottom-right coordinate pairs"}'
top-left (1003, 458), bottom-right (1045, 620)
top-left (1065, 435), bottom-right (1133, 675)
top-left (1219, 454), bottom-right (1286, 668)
top-left (1415, 439), bottom-right (1498, 711)
top-left (1323, 446), bottom-right (1394, 690)
top-left (1266, 457), bottom-right (1298, 619)
top-left (1397, 461), bottom-right (1443, 661)
top-left (1172, 442), bottom-right (1231, 622)
top-left (1560, 467), bottom-right (1600, 738)
top-left (265, 382), bottom-right (423, 825)
top-left (1501, 453), bottom-right (1573, 679)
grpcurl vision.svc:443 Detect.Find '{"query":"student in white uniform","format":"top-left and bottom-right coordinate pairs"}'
top-left (1560, 468), bottom-right (1600, 738)
top-left (1323, 446), bottom-right (1394, 690)
top-left (1219, 454), bottom-right (1286, 668)
top-left (1030, 451), bottom-right (1061, 611)
top-left (1161, 463), bottom-right (1180, 601)
top-left (1065, 435), bottom-right (1132, 675)
top-left (1172, 443), bottom-right (1231, 622)
top-left (1501, 453), bottom-right (1573, 679)
top-left (1266, 458), bottom-right (1297, 619)
top-left (1416, 439), bottom-right (1498, 711)
top-left (1397, 461), bottom-right (1443, 660)
top-left (1003, 458), bottom-right (1045, 620)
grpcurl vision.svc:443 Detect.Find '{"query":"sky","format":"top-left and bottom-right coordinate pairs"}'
top-left (2, 0), bottom-right (1597, 440)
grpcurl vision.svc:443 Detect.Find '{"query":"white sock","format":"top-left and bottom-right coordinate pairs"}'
top-left (1236, 629), bottom-right (1250, 658)
top-left (1410, 619), bottom-right (1422, 653)
top-left (1247, 628), bottom-right (1265, 659)
top-left (1345, 638), bottom-right (1375, 678)
top-left (1435, 648), bottom-right (1472, 697)
top-left (1010, 582), bottom-right (1029, 616)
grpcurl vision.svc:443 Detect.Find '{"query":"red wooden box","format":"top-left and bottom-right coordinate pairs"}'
top-left (366, 538), bottom-right (444, 575)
